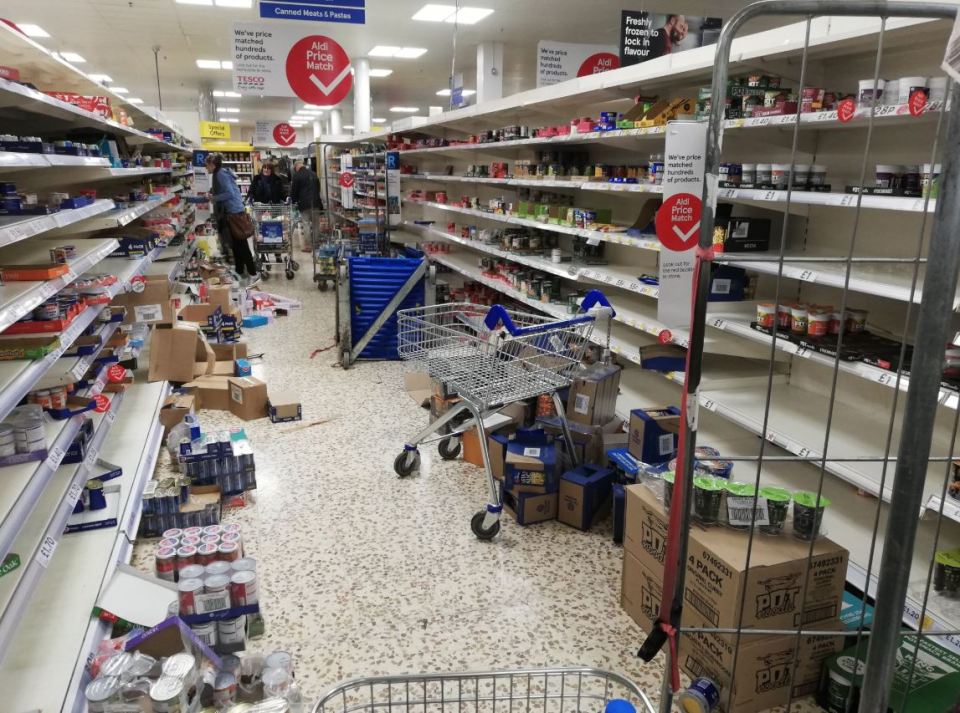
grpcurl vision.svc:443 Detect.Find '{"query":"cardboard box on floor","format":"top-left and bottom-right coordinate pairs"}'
top-left (268, 391), bottom-right (302, 423)
top-left (628, 407), bottom-right (681, 464)
top-left (206, 285), bottom-right (234, 311)
top-left (228, 376), bottom-right (269, 421)
top-left (183, 375), bottom-right (232, 411)
top-left (111, 274), bottom-right (174, 325)
top-left (404, 372), bottom-right (432, 408)
top-left (148, 323), bottom-right (215, 383)
top-left (620, 551), bottom-right (841, 713)
top-left (557, 464), bottom-right (614, 530)
top-left (566, 364), bottom-right (621, 426)
top-left (536, 415), bottom-right (624, 465)
top-left (624, 484), bottom-right (848, 632)
top-left (460, 405), bottom-right (526, 467)
top-left (502, 486), bottom-right (558, 525)
top-left (159, 393), bottom-right (196, 436)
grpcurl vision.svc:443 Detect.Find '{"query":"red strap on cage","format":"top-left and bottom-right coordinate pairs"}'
top-left (655, 241), bottom-right (713, 692)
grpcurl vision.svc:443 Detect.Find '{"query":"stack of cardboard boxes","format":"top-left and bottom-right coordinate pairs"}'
top-left (621, 484), bottom-right (849, 712)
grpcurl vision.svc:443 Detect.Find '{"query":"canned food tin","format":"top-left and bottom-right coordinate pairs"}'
top-left (205, 572), bottom-right (230, 596)
top-left (192, 620), bottom-right (217, 647)
top-left (676, 677), bottom-right (720, 713)
top-left (176, 545), bottom-right (197, 569)
top-left (230, 559), bottom-right (255, 574)
top-left (197, 542), bottom-right (219, 566)
top-left (230, 570), bottom-right (259, 606)
top-left (162, 528), bottom-right (183, 540)
top-left (100, 651), bottom-right (132, 678)
top-left (214, 672), bottom-right (238, 707)
top-left (218, 542), bottom-right (240, 562)
top-left (158, 537), bottom-right (180, 549)
top-left (183, 526), bottom-right (203, 538)
top-left (162, 652), bottom-right (196, 679)
top-left (221, 523), bottom-right (241, 534)
top-left (218, 615), bottom-right (247, 646)
top-left (149, 676), bottom-right (185, 713)
top-left (220, 653), bottom-right (243, 678)
top-left (180, 535), bottom-right (201, 547)
top-left (202, 534), bottom-right (221, 545)
top-left (203, 525), bottom-right (222, 536)
top-left (85, 675), bottom-right (121, 712)
top-left (177, 578), bottom-right (203, 616)
top-left (220, 531), bottom-right (242, 545)
top-left (179, 564), bottom-right (204, 581)
top-left (205, 560), bottom-right (231, 577)
top-left (155, 547), bottom-right (177, 582)
top-left (264, 650), bottom-right (294, 674)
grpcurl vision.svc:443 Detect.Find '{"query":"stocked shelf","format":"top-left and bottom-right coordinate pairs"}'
top-left (0, 199), bottom-right (114, 248)
top-left (0, 237), bottom-right (119, 334)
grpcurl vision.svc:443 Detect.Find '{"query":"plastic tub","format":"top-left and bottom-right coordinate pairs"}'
top-left (771, 163), bottom-right (791, 188)
top-left (875, 164), bottom-right (900, 188)
top-left (792, 163), bottom-right (810, 188)
top-left (857, 78), bottom-right (885, 108)
top-left (724, 481), bottom-right (758, 529)
top-left (662, 471), bottom-right (675, 511)
top-left (790, 304), bottom-right (808, 334)
top-left (809, 165), bottom-right (827, 186)
top-left (759, 486), bottom-right (792, 534)
top-left (902, 164), bottom-right (921, 194)
top-left (808, 310), bottom-right (831, 337)
top-left (845, 308), bottom-right (868, 333)
top-left (898, 76), bottom-right (928, 104)
top-left (793, 491), bottom-right (831, 540)
top-left (693, 476), bottom-right (725, 523)
top-left (882, 78), bottom-right (900, 106)
top-left (756, 302), bottom-right (776, 328)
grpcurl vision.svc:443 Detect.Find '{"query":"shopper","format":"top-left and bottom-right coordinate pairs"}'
top-left (247, 160), bottom-right (285, 205)
top-left (207, 152), bottom-right (259, 286)
top-left (289, 159), bottom-right (324, 250)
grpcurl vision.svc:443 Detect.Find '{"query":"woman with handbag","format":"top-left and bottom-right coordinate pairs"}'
top-left (206, 152), bottom-right (259, 286)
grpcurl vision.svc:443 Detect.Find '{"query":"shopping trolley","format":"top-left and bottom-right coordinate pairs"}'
top-left (313, 667), bottom-right (656, 713)
top-left (250, 202), bottom-right (300, 281)
top-left (393, 290), bottom-right (614, 540)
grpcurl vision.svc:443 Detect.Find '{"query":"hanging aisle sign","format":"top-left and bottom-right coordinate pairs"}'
top-left (232, 23), bottom-right (353, 104)
top-left (657, 121), bottom-right (708, 327)
top-left (259, 0), bottom-right (366, 24)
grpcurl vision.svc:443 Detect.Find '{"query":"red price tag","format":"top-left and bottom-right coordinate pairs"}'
top-left (107, 364), bottom-right (126, 383)
top-left (837, 97), bottom-right (857, 123)
top-left (908, 89), bottom-right (928, 117)
top-left (93, 394), bottom-right (110, 413)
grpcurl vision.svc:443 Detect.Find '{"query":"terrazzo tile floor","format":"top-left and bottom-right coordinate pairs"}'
top-left (133, 268), bottom-right (824, 713)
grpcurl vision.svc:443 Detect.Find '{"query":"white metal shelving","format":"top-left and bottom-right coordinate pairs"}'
top-left (0, 199), bottom-right (114, 249)
top-left (85, 193), bottom-right (179, 230)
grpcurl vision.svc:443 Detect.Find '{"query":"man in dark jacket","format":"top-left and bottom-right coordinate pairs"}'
top-left (247, 160), bottom-right (285, 204)
top-left (290, 160), bottom-right (324, 250)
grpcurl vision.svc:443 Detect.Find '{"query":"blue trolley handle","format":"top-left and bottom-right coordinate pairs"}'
top-left (483, 289), bottom-right (616, 336)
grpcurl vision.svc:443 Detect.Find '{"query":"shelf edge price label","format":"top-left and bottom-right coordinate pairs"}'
top-left (797, 269), bottom-right (818, 282)
top-left (84, 448), bottom-right (100, 469)
top-left (48, 444), bottom-right (66, 469)
top-left (37, 535), bottom-right (58, 568)
top-left (67, 481), bottom-right (84, 508)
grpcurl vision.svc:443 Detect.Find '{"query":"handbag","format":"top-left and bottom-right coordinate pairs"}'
top-left (226, 211), bottom-right (255, 240)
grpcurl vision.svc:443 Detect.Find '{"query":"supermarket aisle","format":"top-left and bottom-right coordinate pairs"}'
top-left (136, 269), bottom-right (820, 712)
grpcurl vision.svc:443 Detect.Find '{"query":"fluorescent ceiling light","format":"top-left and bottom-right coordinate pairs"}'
top-left (176, 0), bottom-right (213, 4)
top-left (412, 4), bottom-right (456, 21)
top-left (112, 87), bottom-right (129, 94)
top-left (448, 7), bottom-right (494, 23)
top-left (60, 52), bottom-right (86, 63)
top-left (217, 107), bottom-right (240, 113)
top-left (302, 104), bottom-right (323, 109)
top-left (128, 98), bottom-right (144, 105)
top-left (212, 90), bottom-right (225, 97)
top-left (87, 73), bottom-right (112, 83)
top-left (390, 106), bottom-right (419, 113)
top-left (369, 69), bottom-right (393, 78)
top-left (196, 59), bottom-right (222, 69)
top-left (224, 91), bottom-right (241, 98)
top-left (395, 47), bottom-right (427, 58)
top-left (368, 46), bottom-right (401, 57)
top-left (372, 118), bottom-right (387, 123)
top-left (16, 23), bottom-right (49, 38)
top-left (222, 118), bottom-right (239, 123)
top-left (221, 61), bottom-right (233, 70)
top-left (342, 125), bottom-right (354, 130)
top-left (215, 0), bottom-right (252, 6)
top-left (436, 88), bottom-right (476, 97)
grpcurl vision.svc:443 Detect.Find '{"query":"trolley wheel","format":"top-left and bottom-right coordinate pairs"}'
top-left (393, 450), bottom-right (420, 478)
top-left (261, 269), bottom-right (271, 282)
top-left (292, 260), bottom-right (300, 271)
top-left (471, 511), bottom-right (501, 541)
top-left (318, 281), bottom-right (328, 292)
top-left (285, 269), bottom-right (295, 280)
top-left (438, 436), bottom-right (461, 460)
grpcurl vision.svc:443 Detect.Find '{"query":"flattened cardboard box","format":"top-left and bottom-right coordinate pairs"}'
top-left (680, 616), bottom-right (841, 713)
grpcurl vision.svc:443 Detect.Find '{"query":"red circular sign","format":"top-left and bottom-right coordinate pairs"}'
top-left (908, 89), bottom-right (928, 117)
top-left (339, 172), bottom-right (354, 189)
top-left (107, 364), bottom-right (126, 383)
top-left (93, 394), bottom-right (110, 413)
top-left (577, 52), bottom-right (620, 78)
top-left (273, 123), bottom-right (297, 147)
top-left (285, 35), bottom-right (353, 106)
top-left (837, 97), bottom-right (857, 124)
top-left (658, 329), bottom-right (673, 345)
top-left (656, 193), bottom-right (702, 252)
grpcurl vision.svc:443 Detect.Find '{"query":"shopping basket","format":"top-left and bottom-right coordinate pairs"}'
top-left (312, 667), bottom-right (656, 713)
top-left (393, 290), bottom-right (614, 540)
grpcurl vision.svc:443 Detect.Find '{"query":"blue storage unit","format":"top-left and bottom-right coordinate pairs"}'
top-left (349, 257), bottom-right (426, 360)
